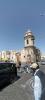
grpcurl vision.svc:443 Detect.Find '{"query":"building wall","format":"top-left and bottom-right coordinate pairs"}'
top-left (9, 50), bottom-right (17, 63)
top-left (0, 52), bottom-right (2, 60)
top-left (20, 47), bottom-right (36, 63)
top-left (24, 37), bottom-right (34, 47)
top-left (24, 47), bottom-right (36, 63)
top-left (0, 50), bottom-right (17, 63)
top-left (1, 51), bottom-right (7, 61)
top-left (20, 49), bottom-right (26, 63)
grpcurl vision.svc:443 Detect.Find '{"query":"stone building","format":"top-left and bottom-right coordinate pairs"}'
top-left (20, 30), bottom-right (41, 63)
top-left (0, 50), bottom-right (17, 63)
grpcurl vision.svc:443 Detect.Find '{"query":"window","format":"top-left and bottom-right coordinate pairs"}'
top-left (27, 39), bottom-right (29, 44)
top-left (24, 56), bottom-right (25, 58)
top-left (0, 63), bottom-right (9, 69)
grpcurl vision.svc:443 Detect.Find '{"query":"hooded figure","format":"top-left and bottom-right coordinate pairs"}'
top-left (30, 63), bottom-right (45, 100)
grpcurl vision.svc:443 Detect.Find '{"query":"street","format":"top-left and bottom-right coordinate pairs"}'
top-left (0, 63), bottom-right (45, 100)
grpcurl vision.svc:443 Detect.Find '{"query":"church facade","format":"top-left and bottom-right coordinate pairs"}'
top-left (18, 30), bottom-right (41, 64)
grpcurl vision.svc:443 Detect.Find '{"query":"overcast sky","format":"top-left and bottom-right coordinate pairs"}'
top-left (0, 0), bottom-right (45, 54)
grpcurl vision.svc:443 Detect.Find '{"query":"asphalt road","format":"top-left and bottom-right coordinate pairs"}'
top-left (0, 63), bottom-right (45, 100)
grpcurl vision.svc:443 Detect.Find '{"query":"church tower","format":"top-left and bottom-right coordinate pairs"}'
top-left (24, 30), bottom-right (36, 63)
top-left (20, 29), bottom-right (41, 64)
top-left (24, 29), bottom-right (35, 47)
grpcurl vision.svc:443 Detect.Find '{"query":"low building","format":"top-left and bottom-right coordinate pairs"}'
top-left (0, 50), bottom-right (17, 63)
top-left (10, 50), bottom-right (17, 63)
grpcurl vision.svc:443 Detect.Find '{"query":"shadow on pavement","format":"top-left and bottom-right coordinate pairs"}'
top-left (0, 75), bottom-right (20, 92)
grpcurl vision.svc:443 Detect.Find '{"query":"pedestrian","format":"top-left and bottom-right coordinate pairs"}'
top-left (30, 62), bottom-right (45, 100)
top-left (41, 88), bottom-right (45, 100)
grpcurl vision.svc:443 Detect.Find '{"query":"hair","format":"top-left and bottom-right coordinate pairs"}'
top-left (31, 63), bottom-right (39, 74)
top-left (36, 63), bottom-right (39, 69)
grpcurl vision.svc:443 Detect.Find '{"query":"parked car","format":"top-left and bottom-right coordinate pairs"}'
top-left (0, 62), bottom-right (17, 87)
top-left (41, 61), bottom-right (45, 65)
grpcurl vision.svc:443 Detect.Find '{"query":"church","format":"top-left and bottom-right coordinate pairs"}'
top-left (16, 30), bottom-right (41, 64)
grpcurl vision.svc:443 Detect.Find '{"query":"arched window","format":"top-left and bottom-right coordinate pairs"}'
top-left (27, 39), bottom-right (29, 44)
top-left (24, 56), bottom-right (25, 58)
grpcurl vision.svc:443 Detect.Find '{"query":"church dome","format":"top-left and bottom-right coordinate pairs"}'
top-left (25, 29), bottom-right (32, 37)
top-left (26, 29), bottom-right (32, 33)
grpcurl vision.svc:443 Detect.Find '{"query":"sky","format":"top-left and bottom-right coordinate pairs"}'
top-left (0, 0), bottom-right (45, 54)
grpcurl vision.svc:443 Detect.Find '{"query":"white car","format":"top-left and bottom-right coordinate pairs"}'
top-left (41, 61), bottom-right (45, 65)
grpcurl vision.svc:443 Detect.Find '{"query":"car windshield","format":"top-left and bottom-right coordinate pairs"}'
top-left (0, 63), bottom-right (15, 70)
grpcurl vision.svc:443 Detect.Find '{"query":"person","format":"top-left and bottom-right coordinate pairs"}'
top-left (30, 62), bottom-right (45, 100)
top-left (41, 88), bottom-right (45, 100)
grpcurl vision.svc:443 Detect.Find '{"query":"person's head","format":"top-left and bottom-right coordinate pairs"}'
top-left (30, 62), bottom-right (39, 73)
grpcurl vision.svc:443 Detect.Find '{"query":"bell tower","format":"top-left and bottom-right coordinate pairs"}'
top-left (20, 29), bottom-right (40, 64)
top-left (24, 29), bottom-right (35, 47)
top-left (24, 29), bottom-right (36, 63)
